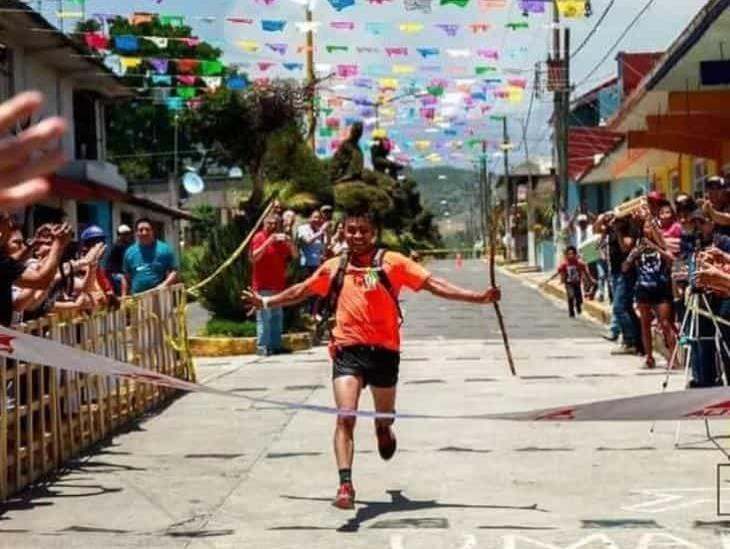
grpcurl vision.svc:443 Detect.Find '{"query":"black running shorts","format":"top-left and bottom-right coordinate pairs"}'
top-left (332, 345), bottom-right (400, 388)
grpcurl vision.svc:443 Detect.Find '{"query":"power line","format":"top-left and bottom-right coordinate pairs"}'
top-left (576, 0), bottom-right (656, 89)
top-left (571, 0), bottom-right (616, 59)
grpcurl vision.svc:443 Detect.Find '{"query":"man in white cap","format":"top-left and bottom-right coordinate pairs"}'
top-left (107, 224), bottom-right (134, 295)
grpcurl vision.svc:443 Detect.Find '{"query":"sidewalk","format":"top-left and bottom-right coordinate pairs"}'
top-left (500, 262), bottom-right (611, 325)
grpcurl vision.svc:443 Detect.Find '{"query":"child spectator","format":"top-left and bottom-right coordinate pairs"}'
top-left (545, 246), bottom-right (596, 318)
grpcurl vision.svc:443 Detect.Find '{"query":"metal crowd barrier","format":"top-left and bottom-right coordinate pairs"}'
top-left (0, 284), bottom-right (193, 500)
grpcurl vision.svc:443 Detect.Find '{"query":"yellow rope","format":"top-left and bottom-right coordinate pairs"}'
top-left (186, 201), bottom-right (276, 296)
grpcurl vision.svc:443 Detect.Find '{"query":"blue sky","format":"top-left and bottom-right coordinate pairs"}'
top-left (42, 0), bottom-right (710, 166)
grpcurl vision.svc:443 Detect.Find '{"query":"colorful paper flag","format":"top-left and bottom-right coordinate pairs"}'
top-left (114, 35), bottom-right (139, 52)
top-left (237, 40), bottom-right (260, 52)
top-left (399, 22), bottom-right (424, 34)
top-left (417, 48), bottom-right (440, 58)
top-left (435, 24), bottom-right (459, 36)
top-left (557, 0), bottom-right (586, 17)
top-left (328, 0), bottom-right (356, 10)
top-left (330, 21), bottom-right (355, 30)
top-left (261, 20), bottom-right (287, 32)
top-left (267, 43), bottom-right (288, 55)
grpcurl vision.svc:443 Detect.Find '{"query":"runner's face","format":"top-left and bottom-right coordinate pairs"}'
top-left (566, 250), bottom-right (576, 261)
top-left (344, 217), bottom-right (375, 254)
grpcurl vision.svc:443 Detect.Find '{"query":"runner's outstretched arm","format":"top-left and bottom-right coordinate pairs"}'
top-left (242, 282), bottom-right (316, 311)
top-left (422, 277), bottom-right (500, 304)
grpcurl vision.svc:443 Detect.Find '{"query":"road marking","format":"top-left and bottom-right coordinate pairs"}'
top-left (390, 533), bottom-right (406, 549)
top-left (622, 488), bottom-right (715, 514)
top-left (459, 534), bottom-right (478, 549)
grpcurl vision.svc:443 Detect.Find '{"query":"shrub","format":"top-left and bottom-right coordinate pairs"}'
top-left (204, 317), bottom-right (257, 338)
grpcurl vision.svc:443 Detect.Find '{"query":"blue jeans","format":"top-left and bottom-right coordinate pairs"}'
top-left (256, 290), bottom-right (283, 354)
top-left (692, 297), bottom-right (730, 387)
top-left (612, 274), bottom-right (639, 347)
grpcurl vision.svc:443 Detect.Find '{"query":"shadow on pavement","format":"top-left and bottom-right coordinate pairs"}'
top-left (279, 489), bottom-right (547, 533)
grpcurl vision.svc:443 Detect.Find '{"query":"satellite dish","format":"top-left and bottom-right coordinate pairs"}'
top-left (182, 170), bottom-right (205, 194)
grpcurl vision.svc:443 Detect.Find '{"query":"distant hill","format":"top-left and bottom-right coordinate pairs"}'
top-left (409, 167), bottom-right (479, 238)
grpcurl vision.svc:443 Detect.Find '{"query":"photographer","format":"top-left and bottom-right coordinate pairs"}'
top-left (0, 217), bottom-right (71, 327)
top-left (594, 211), bottom-right (642, 356)
top-left (251, 213), bottom-right (297, 356)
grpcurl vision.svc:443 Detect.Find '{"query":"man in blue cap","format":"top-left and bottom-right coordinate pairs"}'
top-left (79, 225), bottom-right (116, 307)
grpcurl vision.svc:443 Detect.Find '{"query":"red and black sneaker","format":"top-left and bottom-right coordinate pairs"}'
top-left (333, 482), bottom-right (356, 510)
top-left (376, 425), bottom-right (397, 461)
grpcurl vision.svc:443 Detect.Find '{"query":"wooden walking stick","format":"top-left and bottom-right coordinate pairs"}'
top-left (488, 215), bottom-right (517, 376)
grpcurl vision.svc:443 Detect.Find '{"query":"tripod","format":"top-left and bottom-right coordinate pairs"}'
top-left (651, 289), bottom-right (730, 456)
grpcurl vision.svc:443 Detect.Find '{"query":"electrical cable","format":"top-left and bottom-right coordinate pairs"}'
top-left (576, 0), bottom-right (657, 88)
top-left (571, 0), bottom-right (616, 59)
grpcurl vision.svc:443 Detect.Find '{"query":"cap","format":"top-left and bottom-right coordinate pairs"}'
top-left (321, 205), bottom-right (334, 212)
top-left (80, 225), bottom-right (106, 243)
top-left (372, 128), bottom-right (387, 139)
top-left (706, 176), bottom-right (727, 190)
top-left (117, 224), bottom-right (132, 235)
top-left (646, 191), bottom-right (666, 203)
top-left (576, 214), bottom-right (588, 223)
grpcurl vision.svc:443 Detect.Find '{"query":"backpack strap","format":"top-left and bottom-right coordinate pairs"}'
top-left (315, 252), bottom-right (350, 339)
top-left (373, 249), bottom-right (403, 325)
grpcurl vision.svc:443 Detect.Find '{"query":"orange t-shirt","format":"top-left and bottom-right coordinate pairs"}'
top-left (306, 251), bottom-right (431, 352)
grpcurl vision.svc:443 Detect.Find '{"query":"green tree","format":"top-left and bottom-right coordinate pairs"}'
top-left (185, 83), bottom-right (308, 210)
top-left (75, 16), bottom-right (222, 180)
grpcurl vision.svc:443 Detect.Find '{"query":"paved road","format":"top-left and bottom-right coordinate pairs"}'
top-left (1, 261), bottom-right (728, 549)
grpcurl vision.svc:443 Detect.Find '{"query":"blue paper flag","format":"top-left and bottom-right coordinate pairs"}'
top-left (417, 48), bottom-right (440, 58)
top-left (283, 63), bottom-right (304, 71)
top-left (226, 75), bottom-right (249, 90)
top-left (114, 35), bottom-right (139, 52)
top-left (328, 0), bottom-right (356, 10)
top-left (165, 97), bottom-right (184, 111)
top-left (261, 20), bottom-right (286, 32)
top-left (151, 75), bottom-right (172, 86)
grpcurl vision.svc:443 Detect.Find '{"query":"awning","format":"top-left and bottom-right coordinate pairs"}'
top-left (568, 127), bottom-right (624, 180)
top-left (49, 177), bottom-right (198, 221)
top-left (579, 141), bottom-right (678, 185)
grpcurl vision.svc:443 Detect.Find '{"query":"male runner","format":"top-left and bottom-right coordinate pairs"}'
top-left (242, 210), bottom-right (501, 509)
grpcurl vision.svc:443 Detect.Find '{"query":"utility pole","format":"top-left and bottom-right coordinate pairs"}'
top-left (551, 0), bottom-right (562, 214)
top-left (502, 117), bottom-right (512, 263)
top-left (550, 0), bottom-right (571, 262)
top-left (480, 142), bottom-right (488, 250)
top-left (304, 4), bottom-right (317, 151)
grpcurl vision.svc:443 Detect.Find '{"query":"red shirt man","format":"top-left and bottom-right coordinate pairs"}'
top-left (251, 214), bottom-right (296, 291)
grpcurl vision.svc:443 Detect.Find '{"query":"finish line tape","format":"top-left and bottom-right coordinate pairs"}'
top-left (2, 326), bottom-right (730, 422)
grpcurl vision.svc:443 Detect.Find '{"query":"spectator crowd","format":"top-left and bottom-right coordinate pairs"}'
top-left (552, 176), bottom-right (730, 387)
top-left (250, 202), bottom-right (349, 356)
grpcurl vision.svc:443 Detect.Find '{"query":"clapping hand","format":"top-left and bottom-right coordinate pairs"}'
top-left (0, 92), bottom-right (67, 210)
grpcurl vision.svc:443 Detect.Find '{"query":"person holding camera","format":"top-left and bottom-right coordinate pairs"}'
top-left (251, 212), bottom-right (297, 356)
top-left (594, 211), bottom-right (642, 356)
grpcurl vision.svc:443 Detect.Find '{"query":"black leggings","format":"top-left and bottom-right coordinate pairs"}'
top-left (566, 282), bottom-right (583, 317)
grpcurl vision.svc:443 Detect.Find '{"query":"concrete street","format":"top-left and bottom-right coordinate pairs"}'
top-left (2, 260), bottom-right (729, 549)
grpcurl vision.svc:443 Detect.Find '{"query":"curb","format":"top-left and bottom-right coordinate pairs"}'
top-left (189, 332), bottom-right (313, 358)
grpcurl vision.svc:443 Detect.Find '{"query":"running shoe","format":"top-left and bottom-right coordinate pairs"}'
top-left (333, 482), bottom-right (355, 510)
top-left (376, 425), bottom-right (397, 461)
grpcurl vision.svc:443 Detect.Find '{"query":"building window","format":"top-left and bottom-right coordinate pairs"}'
top-left (0, 42), bottom-right (14, 102)
top-left (693, 159), bottom-right (707, 198)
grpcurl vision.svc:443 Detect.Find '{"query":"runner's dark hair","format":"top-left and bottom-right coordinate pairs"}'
top-left (566, 245), bottom-right (577, 254)
top-left (135, 217), bottom-right (153, 230)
